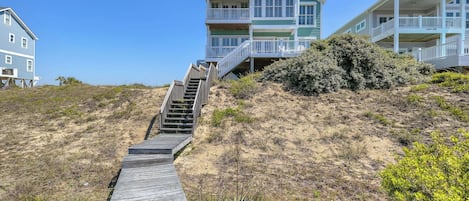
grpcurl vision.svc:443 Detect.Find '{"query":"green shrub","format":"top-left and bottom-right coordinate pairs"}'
top-left (431, 72), bottom-right (469, 92)
top-left (211, 107), bottom-right (253, 127)
top-left (56, 76), bottom-right (83, 86)
top-left (229, 73), bottom-right (259, 99)
top-left (281, 50), bottom-right (344, 96)
top-left (261, 34), bottom-right (434, 96)
top-left (380, 129), bottom-right (469, 201)
top-left (406, 94), bottom-right (423, 104)
top-left (433, 96), bottom-right (469, 123)
top-left (411, 83), bottom-right (429, 92)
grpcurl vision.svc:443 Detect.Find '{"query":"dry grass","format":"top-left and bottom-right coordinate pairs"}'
top-left (175, 81), bottom-right (469, 200)
top-left (0, 85), bottom-right (166, 200)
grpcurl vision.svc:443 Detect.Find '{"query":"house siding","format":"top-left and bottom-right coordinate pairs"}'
top-left (0, 52), bottom-right (34, 79)
top-left (0, 11), bottom-right (35, 56)
top-left (253, 32), bottom-right (293, 39)
top-left (252, 20), bottom-right (296, 25)
top-left (211, 30), bottom-right (249, 35)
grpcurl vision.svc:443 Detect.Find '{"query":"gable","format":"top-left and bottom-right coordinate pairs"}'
top-left (0, 8), bottom-right (38, 40)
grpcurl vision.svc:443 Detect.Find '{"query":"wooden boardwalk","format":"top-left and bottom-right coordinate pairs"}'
top-left (110, 135), bottom-right (191, 201)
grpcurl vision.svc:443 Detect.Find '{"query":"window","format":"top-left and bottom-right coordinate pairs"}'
top-left (9, 33), bottom-right (15, 43)
top-left (254, 0), bottom-right (262, 17)
top-left (241, 2), bottom-right (249, 8)
top-left (211, 37), bottom-right (219, 47)
top-left (27, 60), bottom-right (33, 72)
top-left (446, 12), bottom-right (460, 17)
top-left (344, 28), bottom-right (352, 34)
top-left (274, 0), bottom-right (282, 17)
top-left (5, 55), bottom-right (12, 64)
top-left (211, 3), bottom-right (219, 8)
top-left (286, 0), bottom-right (294, 17)
top-left (299, 5), bottom-right (315, 25)
top-left (378, 16), bottom-right (393, 25)
top-left (466, 12), bottom-right (469, 28)
top-left (266, 0), bottom-right (274, 17)
top-left (449, 0), bottom-right (460, 3)
top-left (21, 37), bottom-right (28, 48)
top-left (356, 20), bottom-right (366, 32)
top-left (4, 11), bottom-right (11, 25)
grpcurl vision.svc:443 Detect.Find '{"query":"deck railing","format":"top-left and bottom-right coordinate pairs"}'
top-left (372, 17), bottom-right (462, 39)
top-left (217, 40), bottom-right (312, 77)
top-left (207, 8), bottom-right (250, 21)
top-left (206, 46), bottom-right (237, 58)
top-left (191, 64), bottom-right (216, 133)
top-left (419, 41), bottom-right (459, 61)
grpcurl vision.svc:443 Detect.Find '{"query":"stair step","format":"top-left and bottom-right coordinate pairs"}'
top-left (169, 108), bottom-right (193, 112)
top-left (165, 117), bottom-right (193, 122)
top-left (160, 128), bottom-right (193, 133)
top-left (163, 122), bottom-right (193, 127)
top-left (172, 99), bottom-right (195, 104)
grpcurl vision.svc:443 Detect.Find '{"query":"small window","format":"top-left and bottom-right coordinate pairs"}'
top-left (4, 11), bottom-right (11, 25)
top-left (5, 55), bottom-right (12, 64)
top-left (344, 28), bottom-right (352, 34)
top-left (286, 0), bottom-right (294, 17)
top-left (22, 37), bottom-right (28, 48)
top-left (241, 2), bottom-right (249, 8)
top-left (211, 37), bottom-right (219, 47)
top-left (211, 3), bottom-right (219, 8)
top-left (27, 60), bottom-right (33, 72)
top-left (356, 20), bottom-right (366, 32)
top-left (254, 0), bottom-right (262, 17)
top-left (9, 33), bottom-right (15, 43)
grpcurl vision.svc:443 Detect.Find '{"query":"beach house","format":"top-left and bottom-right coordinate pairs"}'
top-left (205, 0), bottom-right (326, 78)
top-left (0, 7), bottom-right (38, 88)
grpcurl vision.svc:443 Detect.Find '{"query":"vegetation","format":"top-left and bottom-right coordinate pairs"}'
top-left (381, 129), bottom-right (469, 201)
top-left (433, 96), bottom-right (469, 123)
top-left (229, 73), bottom-right (260, 99)
top-left (0, 84), bottom-right (165, 200)
top-left (261, 34), bottom-right (434, 95)
top-left (431, 72), bottom-right (469, 92)
top-left (55, 76), bottom-right (84, 86)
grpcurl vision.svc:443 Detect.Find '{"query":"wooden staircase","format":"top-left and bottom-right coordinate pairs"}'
top-left (110, 64), bottom-right (216, 201)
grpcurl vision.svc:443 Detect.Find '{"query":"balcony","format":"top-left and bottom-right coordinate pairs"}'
top-left (372, 17), bottom-right (463, 42)
top-left (206, 8), bottom-right (250, 24)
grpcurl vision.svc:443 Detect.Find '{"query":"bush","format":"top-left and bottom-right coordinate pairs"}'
top-left (281, 50), bottom-right (344, 96)
top-left (380, 129), bottom-right (469, 201)
top-left (229, 73), bottom-right (259, 99)
top-left (261, 34), bottom-right (434, 96)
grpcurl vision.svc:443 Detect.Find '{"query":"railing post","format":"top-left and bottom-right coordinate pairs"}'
top-left (418, 48), bottom-right (422, 62)
top-left (419, 15), bottom-right (423, 28)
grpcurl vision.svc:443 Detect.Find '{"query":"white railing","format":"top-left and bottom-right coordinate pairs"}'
top-left (207, 8), bottom-right (250, 21)
top-left (252, 40), bottom-right (311, 55)
top-left (217, 40), bottom-right (251, 77)
top-left (373, 17), bottom-right (462, 39)
top-left (420, 41), bottom-right (458, 61)
top-left (206, 46), bottom-right (237, 58)
top-left (217, 40), bottom-right (312, 77)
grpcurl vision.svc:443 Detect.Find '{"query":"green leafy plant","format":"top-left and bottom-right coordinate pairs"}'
top-left (211, 107), bottom-right (253, 127)
top-left (380, 129), bottom-right (469, 201)
top-left (229, 73), bottom-right (260, 99)
top-left (431, 72), bottom-right (469, 92)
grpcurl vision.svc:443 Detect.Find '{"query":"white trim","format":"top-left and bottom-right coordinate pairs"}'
top-left (4, 10), bottom-right (11, 26)
top-left (0, 49), bottom-right (34, 59)
top-left (5, 55), bottom-right (12, 64)
top-left (26, 59), bottom-right (33, 72)
top-left (21, 37), bottom-right (28, 49)
top-left (9, 33), bottom-right (15, 43)
top-left (298, 3), bottom-right (317, 27)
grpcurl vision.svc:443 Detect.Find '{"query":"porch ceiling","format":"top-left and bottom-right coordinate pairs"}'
top-left (375, 0), bottom-right (450, 11)
top-left (379, 33), bottom-right (458, 43)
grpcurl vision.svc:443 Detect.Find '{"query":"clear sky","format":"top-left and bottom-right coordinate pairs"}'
top-left (2, 0), bottom-right (377, 86)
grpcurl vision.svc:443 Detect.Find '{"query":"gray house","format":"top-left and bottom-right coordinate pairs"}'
top-left (0, 7), bottom-right (38, 88)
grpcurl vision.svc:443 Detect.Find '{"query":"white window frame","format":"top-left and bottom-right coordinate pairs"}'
top-left (377, 15), bottom-right (394, 25)
top-left (5, 55), bottom-right (12, 64)
top-left (356, 19), bottom-right (366, 32)
top-left (4, 11), bottom-right (11, 25)
top-left (285, 0), bottom-right (294, 17)
top-left (274, 0), bottom-right (283, 17)
top-left (254, 0), bottom-right (263, 17)
top-left (9, 33), bottom-right (15, 43)
top-left (299, 3), bottom-right (316, 26)
top-left (21, 37), bottom-right (28, 49)
top-left (27, 59), bottom-right (33, 72)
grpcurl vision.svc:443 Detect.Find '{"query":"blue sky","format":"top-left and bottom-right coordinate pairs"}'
top-left (2, 0), bottom-right (376, 86)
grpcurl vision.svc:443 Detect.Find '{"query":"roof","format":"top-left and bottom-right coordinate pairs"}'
top-left (0, 7), bottom-right (38, 40)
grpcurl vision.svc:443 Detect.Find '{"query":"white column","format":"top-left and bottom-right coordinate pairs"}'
top-left (393, 0), bottom-right (400, 53)
top-left (460, 0), bottom-right (466, 56)
top-left (440, 0), bottom-right (447, 57)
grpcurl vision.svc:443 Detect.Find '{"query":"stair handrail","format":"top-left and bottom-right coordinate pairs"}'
top-left (217, 40), bottom-right (251, 77)
top-left (183, 64), bottom-right (201, 91)
top-left (159, 80), bottom-right (184, 129)
top-left (191, 79), bottom-right (205, 134)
